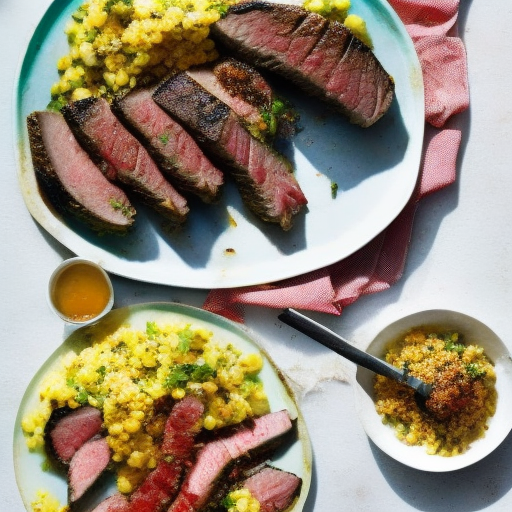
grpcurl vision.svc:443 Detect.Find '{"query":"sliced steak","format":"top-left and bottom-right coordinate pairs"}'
top-left (186, 58), bottom-right (298, 143)
top-left (113, 88), bottom-right (224, 203)
top-left (166, 410), bottom-right (294, 512)
top-left (27, 112), bottom-right (135, 233)
top-left (127, 396), bottom-right (204, 512)
top-left (68, 435), bottom-right (111, 503)
top-left (160, 395), bottom-right (204, 458)
top-left (62, 98), bottom-right (189, 226)
top-left (243, 466), bottom-right (302, 512)
top-left (45, 405), bottom-right (103, 465)
top-left (211, 2), bottom-right (394, 127)
top-left (127, 460), bottom-right (184, 512)
top-left (153, 74), bottom-right (307, 230)
top-left (186, 59), bottom-right (270, 135)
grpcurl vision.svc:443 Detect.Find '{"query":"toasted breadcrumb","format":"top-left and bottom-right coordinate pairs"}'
top-left (374, 329), bottom-right (497, 456)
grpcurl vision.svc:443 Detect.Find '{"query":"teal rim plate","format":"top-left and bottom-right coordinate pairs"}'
top-left (14, 302), bottom-right (313, 511)
top-left (14, 0), bottom-right (424, 289)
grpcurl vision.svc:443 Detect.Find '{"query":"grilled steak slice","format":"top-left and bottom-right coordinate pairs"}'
top-left (27, 112), bottom-right (135, 233)
top-left (62, 98), bottom-right (189, 226)
top-left (166, 410), bottom-right (294, 512)
top-left (243, 466), bottom-right (302, 512)
top-left (127, 396), bottom-right (204, 512)
top-left (128, 461), bottom-right (184, 512)
top-left (160, 395), bottom-right (204, 458)
top-left (45, 406), bottom-right (103, 465)
top-left (153, 74), bottom-right (307, 230)
top-left (113, 88), bottom-right (224, 203)
top-left (186, 58), bottom-right (298, 143)
top-left (211, 2), bottom-right (394, 127)
top-left (68, 435), bottom-right (111, 503)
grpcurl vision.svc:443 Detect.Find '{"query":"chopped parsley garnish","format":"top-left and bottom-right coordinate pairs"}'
top-left (104, 0), bottom-right (132, 12)
top-left (69, 79), bottom-right (84, 89)
top-left (146, 321), bottom-right (161, 339)
top-left (76, 390), bottom-right (89, 405)
top-left (109, 198), bottom-right (133, 217)
top-left (71, 6), bottom-right (88, 23)
top-left (86, 29), bottom-right (97, 43)
top-left (165, 363), bottom-right (216, 388)
top-left (221, 495), bottom-right (236, 509)
top-left (465, 363), bottom-right (486, 379)
top-left (67, 378), bottom-right (90, 405)
top-left (47, 96), bottom-right (67, 112)
top-left (208, 3), bottom-right (229, 17)
top-left (444, 339), bottom-right (465, 355)
top-left (259, 97), bottom-right (299, 138)
top-left (159, 133), bottom-right (169, 144)
top-left (331, 181), bottom-right (338, 198)
top-left (177, 325), bottom-right (194, 353)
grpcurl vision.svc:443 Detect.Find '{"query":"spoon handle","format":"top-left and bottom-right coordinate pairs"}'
top-left (278, 308), bottom-right (405, 381)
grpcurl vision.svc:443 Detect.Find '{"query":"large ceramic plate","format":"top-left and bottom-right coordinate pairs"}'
top-left (14, 302), bottom-right (312, 511)
top-left (15, 0), bottom-right (424, 289)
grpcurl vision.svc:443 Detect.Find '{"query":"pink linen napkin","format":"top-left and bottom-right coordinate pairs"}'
top-left (203, 0), bottom-right (469, 322)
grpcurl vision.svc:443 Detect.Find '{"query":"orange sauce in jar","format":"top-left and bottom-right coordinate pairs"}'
top-left (51, 263), bottom-right (112, 322)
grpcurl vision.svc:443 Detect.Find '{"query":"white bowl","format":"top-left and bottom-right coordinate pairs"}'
top-left (355, 309), bottom-right (512, 472)
top-left (47, 257), bottom-right (114, 325)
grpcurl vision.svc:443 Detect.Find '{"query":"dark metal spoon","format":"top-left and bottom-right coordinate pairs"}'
top-left (278, 308), bottom-right (432, 400)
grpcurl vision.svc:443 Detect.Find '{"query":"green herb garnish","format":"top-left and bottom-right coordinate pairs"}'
top-left (146, 321), bottom-right (160, 339)
top-left (109, 198), bottom-right (133, 217)
top-left (465, 363), bottom-right (486, 379)
top-left (444, 339), bottom-right (465, 355)
top-left (159, 133), bottom-right (170, 144)
top-left (221, 495), bottom-right (236, 509)
top-left (165, 363), bottom-right (216, 388)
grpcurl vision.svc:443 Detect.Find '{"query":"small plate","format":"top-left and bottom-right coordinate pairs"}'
top-left (14, 302), bottom-right (312, 510)
top-left (14, 0), bottom-right (424, 288)
top-left (355, 309), bottom-right (512, 472)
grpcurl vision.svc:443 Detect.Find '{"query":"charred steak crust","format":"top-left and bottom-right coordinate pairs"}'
top-left (59, 98), bottom-right (107, 173)
top-left (112, 89), bottom-right (224, 204)
top-left (27, 112), bottom-right (135, 234)
top-left (211, 2), bottom-right (395, 127)
top-left (154, 73), bottom-right (230, 145)
top-left (44, 406), bottom-right (104, 467)
top-left (153, 73), bottom-right (307, 230)
top-left (62, 98), bottom-right (189, 226)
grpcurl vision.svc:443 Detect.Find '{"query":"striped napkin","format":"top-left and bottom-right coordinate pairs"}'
top-left (204, 0), bottom-right (469, 322)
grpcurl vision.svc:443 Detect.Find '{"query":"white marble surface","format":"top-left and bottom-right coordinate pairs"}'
top-left (2, 0), bottom-right (512, 510)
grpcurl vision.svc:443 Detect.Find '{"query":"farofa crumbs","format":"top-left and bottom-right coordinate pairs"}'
top-left (374, 329), bottom-right (497, 456)
top-left (22, 321), bottom-right (269, 494)
top-left (50, 0), bottom-right (238, 107)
